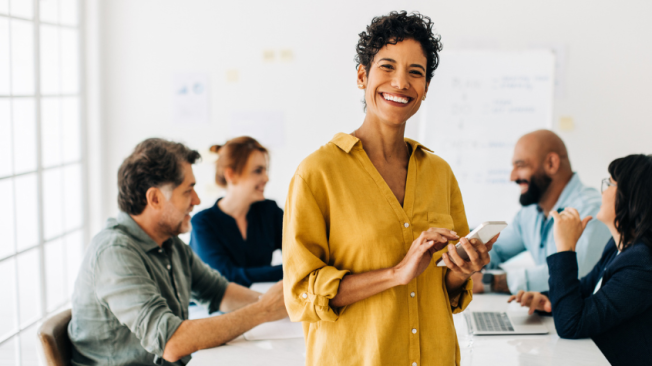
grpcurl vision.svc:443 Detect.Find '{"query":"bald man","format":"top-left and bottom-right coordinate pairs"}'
top-left (472, 130), bottom-right (611, 294)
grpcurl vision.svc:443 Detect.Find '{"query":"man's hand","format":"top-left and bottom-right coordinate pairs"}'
top-left (471, 272), bottom-right (485, 293)
top-left (550, 208), bottom-right (592, 252)
top-left (163, 281), bottom-right (288, 363)
top-left (492, 273), bottom-right (510, 294)
top-left (257, 281), bottom-right (287, 322)
top-left (472, 271), bottom-right (509, 294)
top-left (507, 290), bottom-right (552, 315)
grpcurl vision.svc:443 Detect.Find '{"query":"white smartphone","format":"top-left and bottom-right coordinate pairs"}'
top-left (436, 221), bottom-right (508, 267)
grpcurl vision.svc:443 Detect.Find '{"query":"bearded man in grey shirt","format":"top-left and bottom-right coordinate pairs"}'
top-left (68, 138), bottom-right (287, 366)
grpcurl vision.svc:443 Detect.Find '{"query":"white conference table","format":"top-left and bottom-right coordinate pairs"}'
top-left (188, 290), bottom-right (609, 366)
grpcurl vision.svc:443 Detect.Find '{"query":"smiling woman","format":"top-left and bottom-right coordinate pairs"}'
top-left (189, 136), bottom-right (284, 288)
top-left (282, 11), bottom-right (496, 366)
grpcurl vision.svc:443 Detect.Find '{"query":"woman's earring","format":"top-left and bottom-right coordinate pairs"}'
top-left (358, 84), bottom-right (364, 89)
top-left (422, 96), bottom-right (426, 101)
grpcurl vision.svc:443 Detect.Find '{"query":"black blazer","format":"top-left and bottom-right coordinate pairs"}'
top-left (547, 238), bottom-right (652, 366)
top-left (189, 199), bottom-right (283, 287)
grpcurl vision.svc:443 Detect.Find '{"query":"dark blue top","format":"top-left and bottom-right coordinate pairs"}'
top-left (189, 199), bottom-right (284, 287)
top-left (547, 238), bottom-right (652, 366)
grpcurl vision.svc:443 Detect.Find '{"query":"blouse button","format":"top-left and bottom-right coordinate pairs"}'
top-left (410, 292), bottom-right (415, 298)
top-left (412, 363), bottom-right (418, 366)
top-left (412, 328), bottom-right (417, 334)
top-left (167, 264), bottom-right (171, 270)
top-left (158, 249), bottom-right (163, 253)
top-left (404, 223), bottom-right (410, 228)
top-left (302, 293), bottom-right (308, 299)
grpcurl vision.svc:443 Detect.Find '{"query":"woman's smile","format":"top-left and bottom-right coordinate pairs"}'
top-left (379, 92), bottom-right (414, 107)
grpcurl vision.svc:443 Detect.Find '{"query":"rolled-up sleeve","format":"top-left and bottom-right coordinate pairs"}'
top-left (94, 245), bottom-right (182, 361)
top-left (283, 174), bottom-right (350, 323)
top-left (447, 273), bottom-right (473, 313)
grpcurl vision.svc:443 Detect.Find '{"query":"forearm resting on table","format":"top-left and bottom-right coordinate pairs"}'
top-left (162, 302), bottom-right (267, 362)
top-left (329, 268), bottom-right (398, 308)
top-left (162, 284), bottom-right (262, 362)
top-left (219, 283), bottom-right (261, 312)
top-left (493, 273), bottom-right (510, 293)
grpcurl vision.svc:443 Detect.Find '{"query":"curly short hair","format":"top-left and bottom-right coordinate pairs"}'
top-left (608, 154), bottom-right (652, 250)
top-left (118, 138), bottom-right (201, 215)
top-left (355, 11), bottom-right (443, 84)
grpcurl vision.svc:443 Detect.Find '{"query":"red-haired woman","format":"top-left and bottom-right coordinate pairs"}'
top-left (190, 136), bottom-right (283, 287)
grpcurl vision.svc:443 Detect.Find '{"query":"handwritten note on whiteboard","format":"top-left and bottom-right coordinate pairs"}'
top-left (420, 50), bottom-right (555, 228)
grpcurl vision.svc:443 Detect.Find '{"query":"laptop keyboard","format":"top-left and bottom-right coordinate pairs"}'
top-left (473, 312), bottom-right (515, 332)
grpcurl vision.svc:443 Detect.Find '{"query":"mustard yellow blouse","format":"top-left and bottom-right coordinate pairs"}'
top-left (283, 133), bottom-right (473, 366)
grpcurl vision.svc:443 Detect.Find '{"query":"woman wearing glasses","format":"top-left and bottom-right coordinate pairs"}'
top-left (509, 154), bottom-right (652, 366)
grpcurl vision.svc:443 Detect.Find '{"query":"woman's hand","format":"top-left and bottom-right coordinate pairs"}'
top-left (442, 234), bottom-right (499, 279)
top-left (508, 290), bottom-right (552, 315)
top-left (550, 208), bottom-right (592, 252)
top-left (392, 228), bottom-right (458, 286)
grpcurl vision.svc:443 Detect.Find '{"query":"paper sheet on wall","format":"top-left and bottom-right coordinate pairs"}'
top-left (172, 73), bottom-right (210, 124)
top-left (244, 282), bottom-right (303, 341)
top-left (420, 50), bottom-right (555, 228)
top-left (229, 110), bottom-right (286, 148)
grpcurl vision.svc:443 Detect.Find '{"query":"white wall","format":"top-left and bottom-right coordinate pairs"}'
top-left (95, 0), bottom-right (652, 232)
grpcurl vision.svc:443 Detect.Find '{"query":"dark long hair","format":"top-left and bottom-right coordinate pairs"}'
top-left (607, 154), bottom-right (652, 250)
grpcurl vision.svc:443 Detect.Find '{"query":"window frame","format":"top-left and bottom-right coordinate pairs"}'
top-left (0, 0), bottom-right (86, 364)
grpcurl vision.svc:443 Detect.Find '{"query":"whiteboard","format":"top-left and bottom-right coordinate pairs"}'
top-left (419, 50), bottom-right (555, 228)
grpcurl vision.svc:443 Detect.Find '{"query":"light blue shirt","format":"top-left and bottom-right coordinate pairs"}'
top-left (488, 173), bottom-right (611, 293)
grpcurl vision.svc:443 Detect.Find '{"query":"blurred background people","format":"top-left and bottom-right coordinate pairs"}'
top-left (190, 137), bottom-right (284, 287)
top-left (509, 154), bottom-right (652, 366)
top-left (474, 130), bottom-right (611, 294)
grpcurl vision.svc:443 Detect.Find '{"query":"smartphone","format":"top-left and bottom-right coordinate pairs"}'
top-left (436, 221), bottom-right (508, 267)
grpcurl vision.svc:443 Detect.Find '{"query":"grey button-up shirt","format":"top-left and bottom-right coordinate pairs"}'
top-left (69, 212), bottom-right (229, 366)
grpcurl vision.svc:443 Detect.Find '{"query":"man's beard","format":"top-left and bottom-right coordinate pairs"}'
top-left (159, 219), bottom-right (187, 238)
top-left (517, 172), bottom-right (552, 206)
top-left (158, 205), bottom-right (190, 238)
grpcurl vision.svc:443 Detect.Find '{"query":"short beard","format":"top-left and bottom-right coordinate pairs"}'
top-left (158, 219), bottom-right (186, 238)
top-left (158, 203), bottom-right (188, 238)
top-left (518, 172), bottom-right (552, 206)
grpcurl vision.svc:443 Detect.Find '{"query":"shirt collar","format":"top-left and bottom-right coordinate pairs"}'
top-left (111, 211), bottom-right (165, 252)
top-left (551, 173), bottom-right (581, 211)
top-left (330, 132), bottom-right (433, 154)
top-left (536, 173), bottom-right (582, 214)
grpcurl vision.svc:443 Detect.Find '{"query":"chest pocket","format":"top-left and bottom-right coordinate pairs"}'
top-left (428, 212), bottom-right (455, 230)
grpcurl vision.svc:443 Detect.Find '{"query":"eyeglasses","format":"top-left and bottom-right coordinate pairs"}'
top-left (601, 177), bottom-right (616, 193)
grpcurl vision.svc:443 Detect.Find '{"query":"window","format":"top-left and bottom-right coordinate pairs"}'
top-left (0, 0), bottom-right (84, 364)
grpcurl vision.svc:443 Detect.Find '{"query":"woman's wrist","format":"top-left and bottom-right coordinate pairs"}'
top-left (448, 268), bottom-right (472, 282)
top-left (555, 239), bottom-right (577, 252)
top-left (388, 266), bottom-right (404, 287)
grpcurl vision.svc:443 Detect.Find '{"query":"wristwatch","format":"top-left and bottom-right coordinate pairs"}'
top-left (482, 273), bottom-right (494, 293)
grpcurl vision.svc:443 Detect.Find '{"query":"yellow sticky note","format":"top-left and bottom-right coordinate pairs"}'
top-left (263, 50), bottom-right (275, 62)
top-left (226, 69), bottom-right (239, 83)
top-left (559, 116), bottom-right (574, 131)
top-left (280, 49), bottom-right (294, 62)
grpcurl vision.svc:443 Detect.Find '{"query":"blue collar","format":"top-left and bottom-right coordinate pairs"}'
top-left (536, 173), bottom-right (581, 214)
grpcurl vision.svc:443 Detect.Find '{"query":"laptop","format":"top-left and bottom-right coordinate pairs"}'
top-left (465, 311), bottom-right (549, 335)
